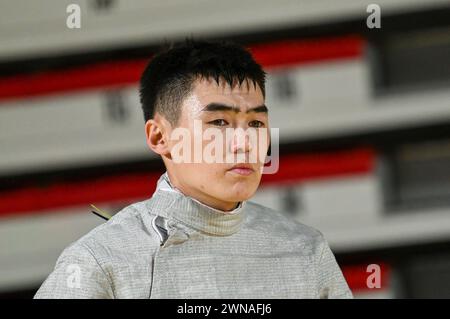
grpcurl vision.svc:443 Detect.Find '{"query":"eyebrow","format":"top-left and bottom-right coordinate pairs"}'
top-left (202, 103), bottom-right (268, 114)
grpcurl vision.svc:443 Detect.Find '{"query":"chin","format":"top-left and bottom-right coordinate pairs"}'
top-left (226, 184), bottom-right (258, 202)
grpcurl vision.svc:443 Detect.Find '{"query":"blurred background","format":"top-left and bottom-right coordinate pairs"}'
top-left (1, 0), bottom-right (450, 298)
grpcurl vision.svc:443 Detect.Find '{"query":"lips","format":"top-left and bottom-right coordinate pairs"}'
top-left (228, 164), bottom-right (255, 176)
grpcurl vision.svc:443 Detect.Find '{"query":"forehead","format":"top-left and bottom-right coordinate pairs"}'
top-left (189, 77), bottom-right (264, 109)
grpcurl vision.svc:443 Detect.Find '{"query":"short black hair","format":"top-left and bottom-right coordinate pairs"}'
top-left (139, 38), bottom-right (266, 126)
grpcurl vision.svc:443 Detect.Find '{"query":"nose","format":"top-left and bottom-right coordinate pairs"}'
top-left (230, 128), bottom-right (252, 154)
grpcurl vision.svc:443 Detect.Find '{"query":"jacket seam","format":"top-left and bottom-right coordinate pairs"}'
top-left (81, 243), bottom-right (116, 299)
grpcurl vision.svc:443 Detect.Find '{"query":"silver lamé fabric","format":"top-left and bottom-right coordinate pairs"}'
top-left (34, 172), bottom-right (352, 299)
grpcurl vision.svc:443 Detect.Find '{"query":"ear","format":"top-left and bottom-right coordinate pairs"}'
top-left (145, 117), bottom-right (171, 156)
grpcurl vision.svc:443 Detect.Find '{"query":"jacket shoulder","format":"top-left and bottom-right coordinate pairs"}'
top-left (35, 199), bottom-right (162, 298)
top-left (246, 201), bottom-right (323, 236)
top-left (74, 199), bottom-right (162, 263)
top-left (245, 201), bottom-right (325, 252)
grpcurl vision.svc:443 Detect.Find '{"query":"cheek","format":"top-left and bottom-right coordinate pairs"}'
top-left (194, 164), bottom-right (226, 184)
top-left (258, 131), bottom-right (271, 157)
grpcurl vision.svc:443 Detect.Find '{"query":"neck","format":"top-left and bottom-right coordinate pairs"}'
top-left (166, 171), bottom-right (239, 212)
top-left (148, 178), bottom-right (246, 236)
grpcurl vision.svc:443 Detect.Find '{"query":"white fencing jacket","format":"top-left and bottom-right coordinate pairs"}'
top-left (35, 172), bottom-right (352, 299)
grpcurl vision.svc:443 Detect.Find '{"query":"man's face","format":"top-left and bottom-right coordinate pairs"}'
top-left (163, 77), bottom-right (269, 211)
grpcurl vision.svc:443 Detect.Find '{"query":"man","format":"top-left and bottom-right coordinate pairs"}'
top-left (35, 39), bottom-right (352, 299)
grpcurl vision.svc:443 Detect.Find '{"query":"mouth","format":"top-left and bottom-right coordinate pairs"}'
top-left (227, 164), bottom-right (255, 176)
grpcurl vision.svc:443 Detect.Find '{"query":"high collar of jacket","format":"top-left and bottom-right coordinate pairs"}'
top-left (146, 172), bottom-right (247, 236)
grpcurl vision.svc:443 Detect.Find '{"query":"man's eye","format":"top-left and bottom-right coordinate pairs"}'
top-left (249, 120), bottom-right (265, 128)
top-left (208, 119), bottom-right (228, 126)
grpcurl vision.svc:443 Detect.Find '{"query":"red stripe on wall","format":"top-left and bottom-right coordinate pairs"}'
top-left (261, 147), bottom-right (375, 186)
top-left (0, 148), bottom-right (375, 217)
top-left (0, 59), bottom-right (148, 101)
top-left (0, 172), bottom-right (161, 218)
top-left (250, 35), bottom-right (364, 68)
top-left (0, 35), bottom-right (364, 101)
top-left (342, 263), bottom-right (391, 292)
